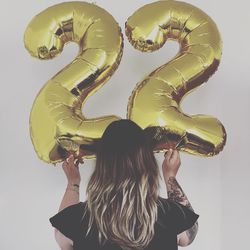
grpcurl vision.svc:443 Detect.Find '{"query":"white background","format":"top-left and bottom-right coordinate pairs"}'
top-left (0, 0), bottom-right (249, 249)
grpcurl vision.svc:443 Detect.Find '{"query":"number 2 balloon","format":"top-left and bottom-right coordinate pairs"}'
top-left (125, 0), bottom-right (226, 157)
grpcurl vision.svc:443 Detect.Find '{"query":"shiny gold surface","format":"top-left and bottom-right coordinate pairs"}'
top-left (24, 1), bottom-right (226, 164)
top-left (126, 0), bottom-right (226, 156)
top-left (24, 2), bottom-right (124, 163)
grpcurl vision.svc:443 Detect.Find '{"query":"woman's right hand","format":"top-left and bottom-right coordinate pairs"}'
top-left (162, 149), bottom-right (181, 180)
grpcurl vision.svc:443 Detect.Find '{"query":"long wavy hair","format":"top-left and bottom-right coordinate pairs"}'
top-left (84, 119), bottom-right (162, 249)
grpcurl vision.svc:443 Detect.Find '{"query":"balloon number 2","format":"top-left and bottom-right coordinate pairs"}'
top-left (126, 1), bottom-right (226, 158)
top-left (24, 2), bottom-right (123, 163)
top-left (24, 1), bottom-right (226, 164)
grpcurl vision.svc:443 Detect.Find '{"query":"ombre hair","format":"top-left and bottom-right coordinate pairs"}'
top-left (83, 119), bottom-right (162, 249)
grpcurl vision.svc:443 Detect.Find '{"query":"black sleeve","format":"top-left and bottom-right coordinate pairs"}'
top-left (160, 197), bottom-right (199, 234)
top-left (49, 202), bottom-right (85, 241)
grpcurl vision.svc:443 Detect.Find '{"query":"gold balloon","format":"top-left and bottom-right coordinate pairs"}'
top-left (24, 2), bottom-right (124, 164)
top-left (125, 0), bottom-right (226, 156)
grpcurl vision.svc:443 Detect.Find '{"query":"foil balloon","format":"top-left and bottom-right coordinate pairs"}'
top-left (126, 0), bottom-right (226, 156)
top-left (24, 2), bottom-right (123, 164)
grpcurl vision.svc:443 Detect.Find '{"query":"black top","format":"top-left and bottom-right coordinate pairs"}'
top-left (49, 197), bottom-right (199, 250)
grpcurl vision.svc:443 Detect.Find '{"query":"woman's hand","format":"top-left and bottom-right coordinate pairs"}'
top-left (62, 154), bottom-right (84, 185)
top-left (162, 149), bottom-right (181, 180)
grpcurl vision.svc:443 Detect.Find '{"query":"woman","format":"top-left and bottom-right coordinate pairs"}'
top-left (49, 119), bottom-right (199, 250)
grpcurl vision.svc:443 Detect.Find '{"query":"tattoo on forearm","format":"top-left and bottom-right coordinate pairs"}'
top-left (166, 177), bottom-right (198, 243)
top-left (185, 221), bottom-right (198, 244)
top-left (167, 176), bottom-right (194, 211)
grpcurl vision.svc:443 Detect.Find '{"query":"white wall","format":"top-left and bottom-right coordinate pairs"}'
top-left (0, 0), bottom-right (249, 249)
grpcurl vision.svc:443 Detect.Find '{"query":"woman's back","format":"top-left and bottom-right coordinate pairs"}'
top-left (50, 196), bottom-right (199, 250)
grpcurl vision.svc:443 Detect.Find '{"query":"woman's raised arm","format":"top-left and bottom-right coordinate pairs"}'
top-left (162, 149), bottom-right (199, 246)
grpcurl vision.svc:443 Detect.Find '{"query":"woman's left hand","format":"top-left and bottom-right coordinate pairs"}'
top-left (62, 154), bottom-right (84, 185)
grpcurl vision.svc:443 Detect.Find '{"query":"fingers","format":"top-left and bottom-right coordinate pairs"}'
top-left (171, 150), bottom-right (181, 165)
top-left (164, 148), bottom-right (173, 159)
top-left (164, 149), bottom-right (180, 161)
top-left (68, 154), bottom-right (74, 164)
top-left (63, 154), bottom-right (74, 167)
top-left (74, 158), bottom-right (83, 167)
top-left (64, 154), bottom-right (84, 168)
top-left (171, 149), bottom-right (178, 160)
